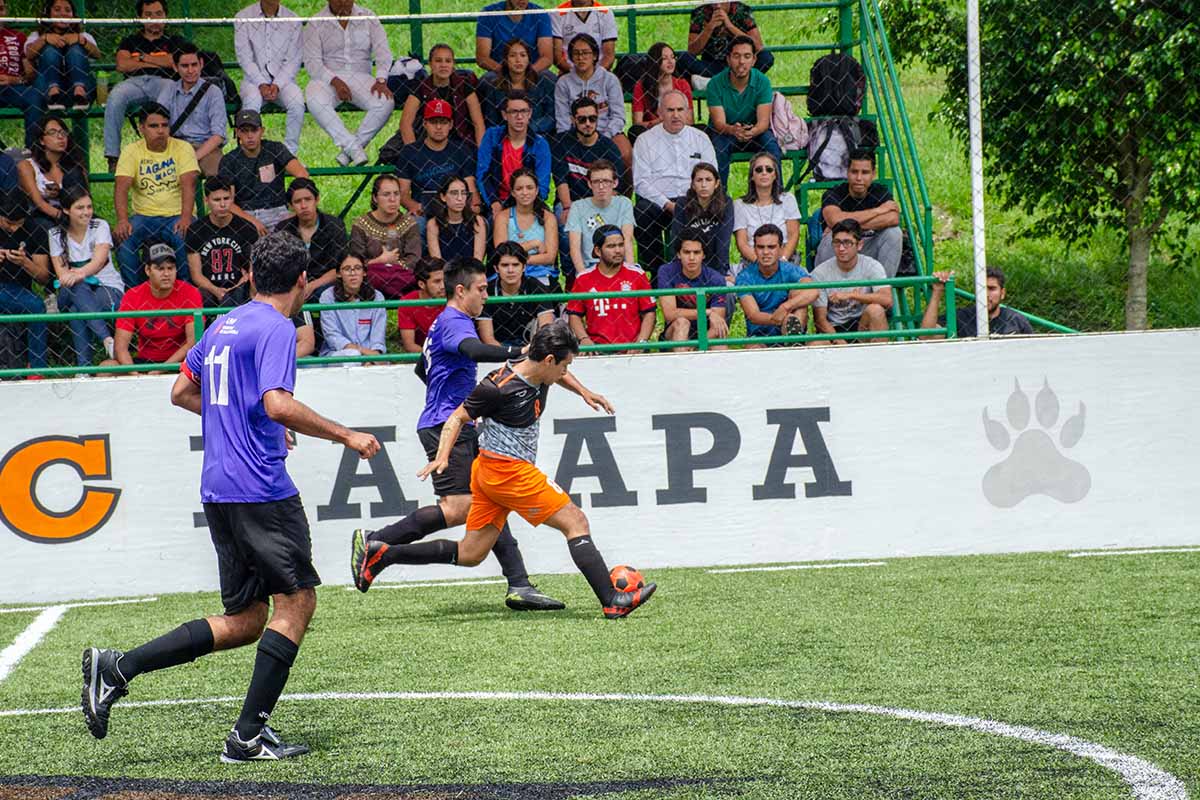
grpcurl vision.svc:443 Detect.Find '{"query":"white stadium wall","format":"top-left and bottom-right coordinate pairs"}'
top-left (1, 329), bottom-right (1197, 604)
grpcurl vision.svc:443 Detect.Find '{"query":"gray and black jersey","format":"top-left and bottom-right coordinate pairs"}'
top-left (463, 361), bottom-right (551, 464)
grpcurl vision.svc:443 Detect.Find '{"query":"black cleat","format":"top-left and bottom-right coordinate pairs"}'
top-left (505, 584), bottom-right (566, 611)
top-left (603, 582), bottom-right (657, 619)
top-left (351, 528), bottom-right (388, 593)
top-left (220, 725), bottom-right (310, 763)
top-left (81, 647), bottom-right (128, 740)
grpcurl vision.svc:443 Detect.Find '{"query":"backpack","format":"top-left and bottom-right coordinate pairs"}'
top-left (199, 50), bottom-right (241, 115)
top-left (803, 117), bottom-right (879, 181)
top-left (807, 53), bottom-right (864, 117)
top-left (770, 92), bottom-right (808, 151)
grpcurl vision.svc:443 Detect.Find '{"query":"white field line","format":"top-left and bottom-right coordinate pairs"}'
top-left (0, 690), bottom-right (1184, 800)
top-left (344, 579), bottom-right (507, 591)
top-left (0, 597), bottom-right (159, 615)
top-left (0, 606), bottom-right (67, 683)
top-left (1067, 547), bottom-right (1200, 558)
top-left (707, 561), bottom-right (887, 574)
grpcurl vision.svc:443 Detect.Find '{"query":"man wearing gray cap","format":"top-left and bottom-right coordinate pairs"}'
top-left (103, 241), bottom-right (202, 373)
top-left (219, 109), bottom-right (310, 233)
top-left (234, 0), bottom-right (306, 156)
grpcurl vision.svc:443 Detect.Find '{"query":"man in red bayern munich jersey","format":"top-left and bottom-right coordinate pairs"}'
top-left (566, 225), bottom-right (655, 351)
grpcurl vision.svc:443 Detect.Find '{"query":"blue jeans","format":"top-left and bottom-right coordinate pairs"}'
top-left (712, 129), bottom-right (783, 191)
top-left (35, 44), bottom-right (95, 100)
top-left (117, 215), bottom-right (187, 288)
top-left (58, 282), bottom-right (122, 366)
top-left (103, 75), bottom-right (171, 159)
top-left (0, 283), bottom-right (48, 368)
top-left (0, 83), bottom-right (45, 147)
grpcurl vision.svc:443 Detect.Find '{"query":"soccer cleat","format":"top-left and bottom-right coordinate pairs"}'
top-left (603, 582), bottom-right (657, 619)
top-left (505, 584), bottom-right (566, 611)
top-left (351, 529), bottom-right (388, 593)
top-left (220, 726), bottom-right (310, 763)
top-left (81, 647), bottom-right (128, 740)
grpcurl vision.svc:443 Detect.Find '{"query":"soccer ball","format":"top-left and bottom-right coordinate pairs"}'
top-left (610, 565), bottom-right (645, 593)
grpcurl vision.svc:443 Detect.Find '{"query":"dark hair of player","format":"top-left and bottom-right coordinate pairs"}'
top-left (528, 320), bottom-right (579, 364)
top-left (250, 232), bottom-right (309, 295)
top-left (445, 257), bottom-right (486, 297)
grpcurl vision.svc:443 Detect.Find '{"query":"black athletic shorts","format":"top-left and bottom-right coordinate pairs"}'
top-left (204, 494), bottom-right (321, 615)
top-left (417, 423), bottom-right (477, 497)
top-left (832, 318), bottom-right (862, 334)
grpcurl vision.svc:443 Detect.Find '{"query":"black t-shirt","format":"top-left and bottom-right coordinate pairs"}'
top-left (274, 211), bottom-right (348, 280)
top-left (185, 214), bottom-right (260, 287)
top-left (821, 182), bottom-right (893, 216)
top-left (116, 32), bottom-right (186, 80)
top-left (946, 305), bottom-right (1035, 337)
top-left (480, 276), bottom-right (554, 347)
top-left (394, 140), bottom-right (477, 207)
top-left (217, 141), bottom-right (295, 211)
top-left (551, 132), bottom-right (626, 202)
top-left (0, 221), bottom-right (48, 289)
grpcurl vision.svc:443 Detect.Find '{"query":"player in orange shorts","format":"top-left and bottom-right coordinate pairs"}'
top-left (356, 322), bottom-right (656, 618)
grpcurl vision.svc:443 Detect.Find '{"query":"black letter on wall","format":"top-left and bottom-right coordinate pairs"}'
top-left (190, 435), bottom-right (207, 528)
top-left (652, 412), bottom-right (741, 504)
top-left (317, 426), bottom-right (417, 521)
top-left (753, 408), bottom-right (852, 499)
top-left (553, 417), bottom-right (637, 507)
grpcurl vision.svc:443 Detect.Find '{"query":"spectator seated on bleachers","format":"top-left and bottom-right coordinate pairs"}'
top-left (552, 96), bottom-right (624, 223)
top-left (478, 38), bottom-right (556, 135)
top-left (17, 114), bottom-right (88, 235)
top-left (318, 252), bottom-right (387, 360)
top-left (102, 241), bottom-right (201, 373)
top-left (426, 176), bottom-right (487, 263)
top-left (566, 225), bottom-right (655, 348)
top-left (670, 162), bottom-right (733, 276)
top-left (349, 174), bottom-right (421, 299)
top-left (50, 185), bottom-right (124, 366)
top-left (565, 158), bottom-right (632, 278)
top-left (157, 42), bottom-right (228, 176)
top-left (0, 190), bottom-right (50, 371)
top-left (810, 219), bottom-right (892, 343)
top-left (25, 0), bottom-right (100, 114)
top-left (551, 0), bottom-right (616, 74)
top-left (186, 176), bottom-right (259, 308)
top-left (303, 0), bottom-right (395, 167)
top-left (735, 222), bottom-right (816, 345)
top-left (0, 1), bottom-right (45, 148)
top-left (234, 0), bottom-right (305, 157)
top-left (397, 44), bottom-right (486, 147)
top-left (631, 42), bottom-right (692, 137)
top-left (219, 109), bottom-right (310, 233)
top-left (478, 241), bottom-right (555, 347)
top-left (274, 177), bottom-right (346, 299)
top-left (683, 1), bottom-right (773, 79)
top-left (477, 90), bottom-right (552, 216)
top-left (815, 148), bottom-right (903, 278)
top-left (475, 0), bottom-right (553, 75)
top-left (554, 34), bottom-right (630, 168)
top-left (493, 167), bottom-right (559, 288)
top-left (631, 89), bottom-right (715, 275)
top-left (658, 228), bottom-right (730, 349)
top-left (104, 0), bottom-right (186, 170)
top-left (733, 151), bottom-right (800, 267)
top-left (706, 36), bottom-right (781, 189)
top-left (919, 267), bottom-right (1033, 338)
top-left (396, 255), bottom-right (445, 353)
top-left (113, 102), bottom-right (197, 288)
top-left (384, 99), bottom-right (479, 232)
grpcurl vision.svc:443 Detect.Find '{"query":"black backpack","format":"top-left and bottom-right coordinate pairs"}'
top-left (807, 53), bottom-right (864, 117)
top-left (199, 50), bottom-right (241, 116)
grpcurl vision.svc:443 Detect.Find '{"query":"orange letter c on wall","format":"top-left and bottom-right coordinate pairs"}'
top-left (0, 435), bottom-right (121, 544)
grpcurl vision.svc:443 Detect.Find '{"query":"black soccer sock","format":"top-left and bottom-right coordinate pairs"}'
top-left (492, 523), bottom-right (531, 589)
top-left (378, 538), bottom-right (459, 568)
top-left (369, 504), bottom-right (448, 546)
top-left (568, 535), bottom-right (614, 605)
top-left (117, 618), bottom-right (214, 682)
top-left (234, 628), bottom-right (299, 741)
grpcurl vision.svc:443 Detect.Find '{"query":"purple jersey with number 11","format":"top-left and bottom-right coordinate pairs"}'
top-left (183, 300), bottom-right (298, 503)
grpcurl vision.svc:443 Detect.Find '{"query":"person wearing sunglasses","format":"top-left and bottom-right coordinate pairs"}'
top-left (733, 151), bottom-right (800, 268)
top-left (554, 34), bottom-right (630, 170)
top-left (706, 35), bottom-right (782, 190)
top-left (552, 96), bottom-right (625, 250)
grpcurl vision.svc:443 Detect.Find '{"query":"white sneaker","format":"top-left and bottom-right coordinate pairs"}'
top-left (691, 75), bottom-right (711, 92)
top-left (103, 336), bottom-right (114, 360)
top-left (347, 144), bottom-right (369, 166)
top-left (43, 294), bottom-right (58, 313)
top-left (335, 149), bottom-right (351, 167)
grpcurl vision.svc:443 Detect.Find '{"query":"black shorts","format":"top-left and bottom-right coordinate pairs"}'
top-left (418, 423), bottom-right (478, 497)
top-left (204, 495), bottom-right (321, 615)
top-left (832, 319), bottom-right (863, 334)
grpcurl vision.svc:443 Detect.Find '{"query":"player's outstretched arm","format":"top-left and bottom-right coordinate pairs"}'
top-left (418, 405), bottom-right (471, 479)
top-left (170, 371), bottom-right (202, 416)
top-left (558, 371), bottom-right (614, 414)
top-left (263, 389), bottom-right (381, 459)
top-left (458, 338), bottom-right (524, 364)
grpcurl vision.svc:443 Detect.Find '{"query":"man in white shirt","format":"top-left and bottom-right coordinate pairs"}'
top-left (632, 89), bottom-right (716, 274)
top-left (303, 0), bottom-right (395, 166)
top-left (234, 0), bottom-right (306, 157)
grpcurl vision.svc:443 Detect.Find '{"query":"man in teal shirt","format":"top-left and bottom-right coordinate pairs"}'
top-left (706, 35), bottom-right (781, 188)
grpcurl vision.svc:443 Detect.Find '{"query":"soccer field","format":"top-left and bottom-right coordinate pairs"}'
top-left (0, 547), bottom-right (1196, 799)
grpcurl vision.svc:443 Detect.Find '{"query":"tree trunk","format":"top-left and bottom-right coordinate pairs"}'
top-left (1125, 226), bottom-right (1150, 330)
top-left (1118, 130), bottom-right (1152, 330)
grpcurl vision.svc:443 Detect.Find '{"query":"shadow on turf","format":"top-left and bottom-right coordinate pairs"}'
top-left (361, 602), bottom-right (600, 623)
top-left (0, 774), bottom-right (750, 798)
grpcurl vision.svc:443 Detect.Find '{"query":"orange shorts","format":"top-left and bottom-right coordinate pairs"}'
top-left (466, 451), bottom-right (571, 532)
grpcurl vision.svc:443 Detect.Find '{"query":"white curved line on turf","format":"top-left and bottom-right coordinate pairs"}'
top-left (0, 691), bottom-right (1185, 799)
top-left (0, 597), bottom-right (159, 614)
top-left (708, 561), bottom-right (886, 574)
top-left (1067, 548), bottom-right (1200, 558)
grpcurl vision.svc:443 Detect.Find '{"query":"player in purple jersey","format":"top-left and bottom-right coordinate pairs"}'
top-left (81, 233), bottom-right (381, 763)
top-left (351, 258), bottom-right (607, 609)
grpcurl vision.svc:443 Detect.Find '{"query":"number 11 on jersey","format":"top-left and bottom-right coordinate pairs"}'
top-left (204, 345), bottom-right (231, 406)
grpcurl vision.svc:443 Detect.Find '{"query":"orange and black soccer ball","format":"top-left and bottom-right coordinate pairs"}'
top-left (610, 565), bottom-right (645, 593)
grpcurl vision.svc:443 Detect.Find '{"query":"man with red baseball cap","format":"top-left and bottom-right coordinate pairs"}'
top-left (389, 98), bottom-right (480, 223)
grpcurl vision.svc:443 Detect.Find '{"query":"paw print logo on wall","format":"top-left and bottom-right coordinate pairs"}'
top-left (982, 379), bottom-right (1090, 508)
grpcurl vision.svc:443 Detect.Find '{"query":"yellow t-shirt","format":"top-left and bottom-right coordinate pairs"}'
top-left (115, 138), bottom-right (200, 218)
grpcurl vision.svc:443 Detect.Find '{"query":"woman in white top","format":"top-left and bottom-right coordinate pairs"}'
top-left (50, 186), bottom-right (124, 366)
top-left (732, 152), bottom-right (802, 266)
